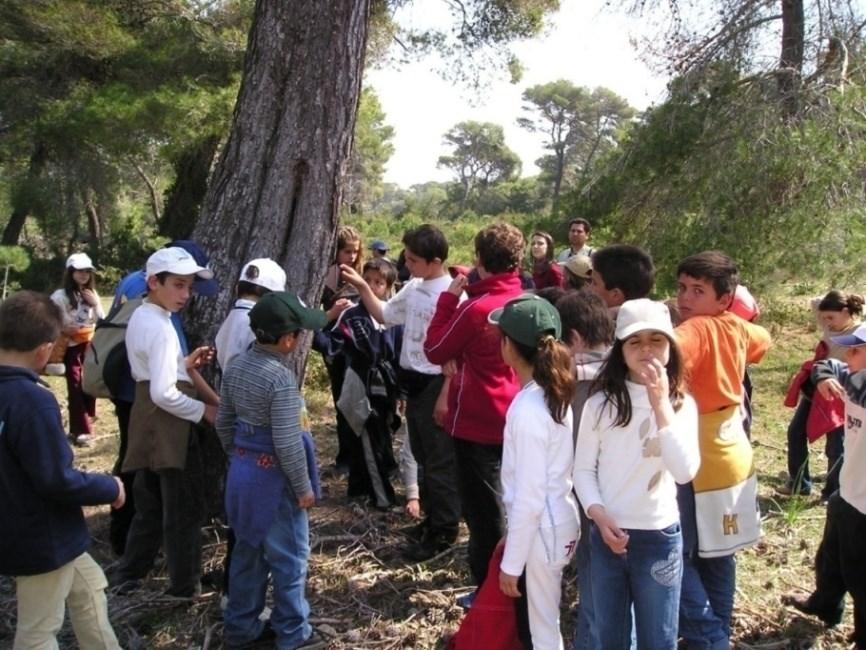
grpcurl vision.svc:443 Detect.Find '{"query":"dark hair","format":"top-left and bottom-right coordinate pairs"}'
top-left (506, 335), bottom-right (576, 424)
top-left (363, 258), bottom-right (397, 287)
top-left (676, 251), bottom-right (738, 299)
top-left (236, 280), bottom-right (271, 299)
top-left (818, 290), bottom-right (865, 316)
top-left (557, 291), bottom-right (614, 348)
top-left (62, 265), bottom-right (96, 309)
top-left (402, 224), bottom-right (449, 262)
top-left (591, 245), bottom-right (654, 300)
top-left (569, 218), bottom-right (591, 233)
top-left (0, 291), bottom-right (63, 351)
top-left (535, 286), bottom-right (567, 306)
top-left (593, 336), bottom-right (685, 428)
top-left (336, 225), bottom-right (363, 273)
top-left (475, 223), bottom-right (525, 274)
top-left (529, 231), bottom-right (555, 263)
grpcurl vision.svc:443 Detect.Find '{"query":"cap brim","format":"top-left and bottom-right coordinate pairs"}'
top-left (830, 333), bottom-right (866, 347)
top-left (487, 307), bottom-right (505, 326)
top-left (617, 322), bottom-right (675, 341)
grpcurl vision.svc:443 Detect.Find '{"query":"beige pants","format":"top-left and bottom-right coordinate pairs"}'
top-left (14, 552), bottom-right (119, 650)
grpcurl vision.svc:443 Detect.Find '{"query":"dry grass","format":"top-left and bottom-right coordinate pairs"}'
top-left (0, 316), bottom-right (857, 649)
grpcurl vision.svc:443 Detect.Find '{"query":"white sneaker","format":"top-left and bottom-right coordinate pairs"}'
top-left (74, 434), bottom-right (93, 447)
top-left (44, 363), bottom-right (65, 376)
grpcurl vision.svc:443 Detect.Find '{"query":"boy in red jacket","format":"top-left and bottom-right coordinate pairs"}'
top-left (424, 223), bottom-right (525, 595)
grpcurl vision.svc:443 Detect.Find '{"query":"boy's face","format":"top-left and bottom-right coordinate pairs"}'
top-left (568, 223), bottom-right (588, 248)
top-left (677, 274), bottom-right (731, 320)
top-left (364, 269), bottom-right (390, 300)
top-left (403, 249), bottom-right (442, 281)
top-left (147, 273), bottom-right (195, 313)
top-left (590, 272), bottom-right (622, 308)
top-left (846, 346), bottom-right (866, 373)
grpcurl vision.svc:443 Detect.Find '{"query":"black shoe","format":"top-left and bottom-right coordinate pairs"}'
top-left (226, 621), bottom-right (276, 649)
top-left (401, 520), bottom-right (429, 543)
top-left (403, 532), bottom-right (455, 562)
top-left (782, 593), bottom-right (843, 627)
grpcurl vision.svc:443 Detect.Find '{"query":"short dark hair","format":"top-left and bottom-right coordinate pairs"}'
top-left (592, 245), bottom-right (655, 299)
top-left (237, 281), bottom-right (271, 299)
top-left (556, 291), bottom-right (614, 348)
top-left (677, 251), bottom-right (738, 299)
top-left (0, 291), bottom-right (63, 352)
top-left (475, 223), bottom-right (525, 274)
top-left (569, 218), bottom-right (591, 233)
top-left (363, 258), bottom-right (397, 287)
top-left (535, 286), bottom-right (567, 306)
top-left (402, 224), bottom-right (449, 262)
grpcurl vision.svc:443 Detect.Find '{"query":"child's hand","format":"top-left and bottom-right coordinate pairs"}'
top-left (433, 384), bottom-right (449, 427)
top-left (588, 505), bottom-right (629, 555)
top-left (340, 264), bottom-right (365, 288)
top-left (111, 476), bottom-right (126, 510)
top-left (441, 359), bottom-right (458, 378)
top-left (396, 399), bottom-right (406, 416)
top-left (202, 404), bottom-right (217, 425)
top-left (186, 345), bottom-right (214, 370)
top-left (405, 498), bottom-right (421, 519)
top-left (447, 274), bottom-right (468, 296)
top-left (80, 289), bottom-right (98, 307)
top-left (638, 358), bottom-right (669, 408)
top-left (817, 378), bottom-right (845, 401)
top-left (325, 298), bottom-right (351, 322)
top-left (298, 492), bottom-right (316, 509)
top-left (499, 570), bottom-right (521, 598)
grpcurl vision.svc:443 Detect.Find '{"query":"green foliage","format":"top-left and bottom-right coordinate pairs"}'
top-left (346, 88), bottom-right (396, 214)
top-left (0, 246), bottom-right (30, 272)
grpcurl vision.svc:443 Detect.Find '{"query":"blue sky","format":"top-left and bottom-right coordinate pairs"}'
top-left (366, 0), bottom-right (669, 187)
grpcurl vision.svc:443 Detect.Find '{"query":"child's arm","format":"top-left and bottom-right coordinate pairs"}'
top-left (270, 378), bottom-right (314, 506)
top-left (743, 320), bottom-right (772, 364)
top-left (423, 276), bottom-right (471, 365)
top-left (398, 421), bottom-right (421, 519)
top-left (340, 264), bottom-right (387, 324)
top-left (813, 358), bottom-right (865, 405)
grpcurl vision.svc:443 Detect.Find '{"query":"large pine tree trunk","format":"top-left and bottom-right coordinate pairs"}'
top-left (187, 0), bottom-right (371, 370)
top-left (160, 135), bottom-right (220, 240)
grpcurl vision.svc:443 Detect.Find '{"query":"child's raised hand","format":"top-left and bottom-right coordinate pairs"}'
top-left (325, 298), bottom-right (351, 322)
top-left (339, 264), bottom-right (364, 288)
top-left (186, 345), bottom-right (214, 370)
top-left (448, 274), bottom-right (468, 296)
top-left (639, 358), bottom-right (669, 408)
top-left (499, 569), bottom-right (521, 598)
top-left (817, 378), bottom-right (845, 401)
top-left (80, 289), bottom-right (98, 307)
top-left (298, 492), bottom-right (316, 509)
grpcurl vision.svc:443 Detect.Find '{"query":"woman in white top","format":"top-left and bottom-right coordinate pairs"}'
top-left (489, 294), bottom-right (579, 650)
top-left (573, 299), bottom-right (700, 649)
top-left (50, 253), bottom-right (105, 446)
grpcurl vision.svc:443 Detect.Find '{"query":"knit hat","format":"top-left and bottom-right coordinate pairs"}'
top-left (488, 293), bottom-right (562, 347)
top-left (615, 299), bottom-right (675, 341)
top-left (239, 258), bottom-right (286, 292)
top-left (249, 292), bottom-right (327, 341)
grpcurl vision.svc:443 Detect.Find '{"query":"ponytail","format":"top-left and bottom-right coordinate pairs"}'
top-left (509, 334), bottom-right (576, 424)
top-left (819, 290), bottom-right (865, 317)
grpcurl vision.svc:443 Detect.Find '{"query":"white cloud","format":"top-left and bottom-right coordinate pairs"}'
top-left (367, 0), bottom-right (668, 188)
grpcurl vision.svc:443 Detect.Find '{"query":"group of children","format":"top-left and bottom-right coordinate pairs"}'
top-left (6, 217), bottom-right (866, 649)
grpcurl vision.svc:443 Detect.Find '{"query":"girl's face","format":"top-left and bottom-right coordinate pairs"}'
top-left (622, 330), bottom-right (670, 383)
top-left (72, 269), bottom-right (92, 287)
top-left (820, 309), bottom-right (853, 333)
top-left (337, 240), bottom-right (360, 267)
top-left (530, 236), bottom-right (548, 261)
top-left (364, 269), bottom-right (389, 300)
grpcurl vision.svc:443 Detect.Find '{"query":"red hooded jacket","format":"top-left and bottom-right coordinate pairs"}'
top-left (424, 272), bottom-right (523, 445)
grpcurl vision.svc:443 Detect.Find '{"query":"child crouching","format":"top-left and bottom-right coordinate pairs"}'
top-left (216, 292), bottom-right (326, 649)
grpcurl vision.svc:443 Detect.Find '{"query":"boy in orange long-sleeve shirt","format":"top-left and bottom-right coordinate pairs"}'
top-left (674, 251), bottom-right (771, 650)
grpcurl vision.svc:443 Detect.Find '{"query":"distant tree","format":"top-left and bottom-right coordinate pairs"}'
top-left (438, 121), bottom-right (521, 212)
top-left (344, 88), bottom-right (396, 214)
top-left (518, 81), bottom-right (634, 206)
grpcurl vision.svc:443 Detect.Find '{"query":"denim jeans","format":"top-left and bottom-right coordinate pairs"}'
top-left (224, 490), bottom-right (312, 649)
top-left (573, 507), bottom-right (598, 650)
top-left (786, 398), bottom-right (844, 497)
top-left (677, 482), bottom-right (734, 650)
top-left (590, 523), bottom-right (683, 650)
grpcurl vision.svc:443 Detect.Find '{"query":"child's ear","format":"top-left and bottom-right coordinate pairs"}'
top-left (568, 329), bottom-right (585, 352)
top-left (719, 292), bottom-right (734, 309)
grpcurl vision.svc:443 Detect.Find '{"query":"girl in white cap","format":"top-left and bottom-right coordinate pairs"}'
top-left (50, 253), bottom-right (104, 446)
top-left (572, 298), bottom-right (700, 649)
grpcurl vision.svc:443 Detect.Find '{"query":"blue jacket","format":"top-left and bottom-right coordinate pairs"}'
top-left (0, 365), bottom-right (118, 576)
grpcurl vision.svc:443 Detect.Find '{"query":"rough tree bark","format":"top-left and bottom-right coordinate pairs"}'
top-left (778, 0), bottom-right (805, 116)
top-left (159, 135), bottom-right (220, 240)
top-left (187, 0), bottom-right (371, 374)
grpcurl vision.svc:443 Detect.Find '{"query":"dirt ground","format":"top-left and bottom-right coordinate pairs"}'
top-left (0, 322), bottom-right (858, 648)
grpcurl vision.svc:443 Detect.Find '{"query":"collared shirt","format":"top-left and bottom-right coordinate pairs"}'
top-left (216, 345), bottom-right (312, 499)
top-left (125, 300), bottom-right (205, 423)
top-left (556, 245), bottom-right (593, 263)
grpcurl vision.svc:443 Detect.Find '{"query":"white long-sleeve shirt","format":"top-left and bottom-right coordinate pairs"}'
top-left (214, 298), bottom-right (255, 372)
top-left (501, 381), bottom-right (579, 576)
top-left (50, 289), bottom-right (104, 347)
top-left (573, 381), bottom-right (700, 530)
top-left (126, 300), bottom-right (205, 423)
